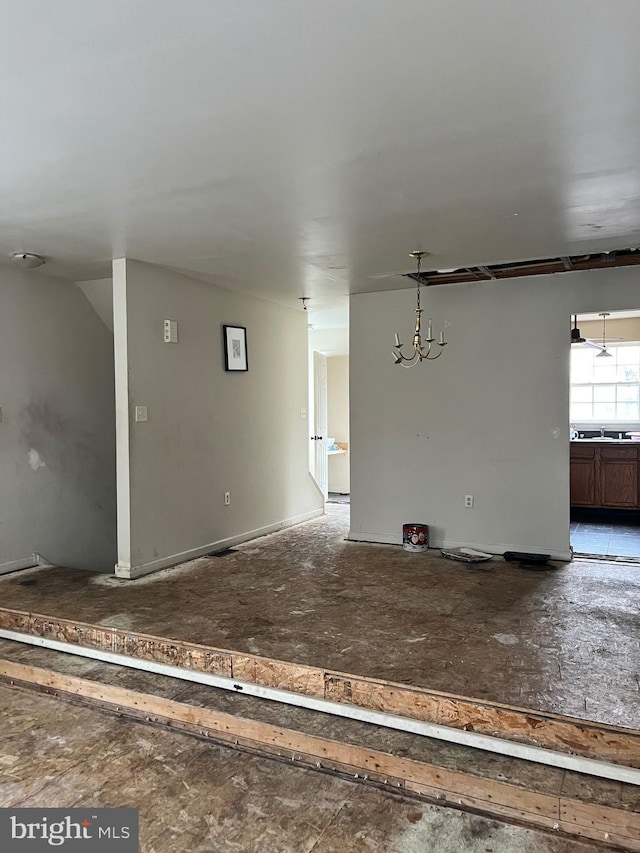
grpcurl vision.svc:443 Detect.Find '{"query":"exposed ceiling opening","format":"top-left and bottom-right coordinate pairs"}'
top-left (405, 248), bottom-right (640, 288)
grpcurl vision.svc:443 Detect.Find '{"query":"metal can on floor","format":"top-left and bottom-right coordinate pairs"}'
top-left (402, 523), bottom-right (429, 552)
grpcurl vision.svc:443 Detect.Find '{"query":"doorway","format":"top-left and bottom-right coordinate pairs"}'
top-left (325, 354), bottom-right (350, 505)
top-left (569, 310), bottom-right (640, 558)
top-left (309, 331), bottom-right (350, 509)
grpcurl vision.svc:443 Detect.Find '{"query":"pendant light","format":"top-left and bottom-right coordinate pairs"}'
top-left (596, 312), bottom-right (613, 358)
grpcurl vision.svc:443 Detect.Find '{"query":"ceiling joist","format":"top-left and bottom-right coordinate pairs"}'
top-left (407, 248), bottom-right (640, 287)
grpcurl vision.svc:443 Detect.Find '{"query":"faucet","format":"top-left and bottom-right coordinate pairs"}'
top-left (600, 427), bottom-right (606, 438)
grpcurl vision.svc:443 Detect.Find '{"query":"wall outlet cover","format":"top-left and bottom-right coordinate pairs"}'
top-left (134, 406), bottom-right (148, 422)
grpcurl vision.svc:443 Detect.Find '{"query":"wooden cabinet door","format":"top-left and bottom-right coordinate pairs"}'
top-left (600, 447), bottom-right (638, 507)
top-left (570, 456), bottom-right (596, 506)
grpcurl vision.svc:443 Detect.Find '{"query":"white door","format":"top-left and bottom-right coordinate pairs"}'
top-left (313, 351), bottom-right (328, 500)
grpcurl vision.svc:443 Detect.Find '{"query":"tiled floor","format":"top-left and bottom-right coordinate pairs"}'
top-left (571, 520), bottom-right (640, 557)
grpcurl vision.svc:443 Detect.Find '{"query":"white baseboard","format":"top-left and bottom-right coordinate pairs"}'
top-left (116, 508), bottom-right (325, 580)
top-left (0, 554), bottom-right (39, 577)
top-left (347, 531), bottom-right (572, 562)
top-left (347, 531), bottom-right (398, 546)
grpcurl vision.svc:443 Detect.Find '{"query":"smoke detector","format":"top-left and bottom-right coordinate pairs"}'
top-left (10, 252), bottom-right (45, 269)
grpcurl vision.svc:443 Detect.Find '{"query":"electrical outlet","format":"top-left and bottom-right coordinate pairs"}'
top-left (464, 495), bottom-right (474, 508)
top-left (300, 407), bottom-right (307, 419)
top-left (224, 492), bottom-right (231, 506)
top-left (134, 406), bottom-right (148, 422)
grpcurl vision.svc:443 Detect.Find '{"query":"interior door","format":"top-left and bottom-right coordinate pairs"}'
top-left (313, 351), bottom-right (328, 500)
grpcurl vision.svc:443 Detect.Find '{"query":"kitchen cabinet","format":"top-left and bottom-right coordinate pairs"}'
top-left (600, 446), bottom-right (638, 507)
top-left (570, 443), bottom-right (640, 509)
top-left (569, 445), bottom-right (596, 506)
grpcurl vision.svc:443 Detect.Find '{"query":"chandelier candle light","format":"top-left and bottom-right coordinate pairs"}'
top-left (392, 251), bottom-right (447, 367)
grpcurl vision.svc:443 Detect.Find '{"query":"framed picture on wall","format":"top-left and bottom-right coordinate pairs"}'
top-left (223, 325), bottom-right (248, 371)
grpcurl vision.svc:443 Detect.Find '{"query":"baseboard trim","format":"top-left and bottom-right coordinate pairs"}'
top-left (347, 531), bottom-right (398, 546)
top-left (0, 555), bottom-right (39, 577)
top-left (116, 508), bottom-right (325, 579)
top-left (347, 532), bottom-right (572, 562)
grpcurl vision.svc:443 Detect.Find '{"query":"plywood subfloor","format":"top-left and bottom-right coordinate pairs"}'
top-left (6, 637), bottom-right (637, 815)
top-left (1, 505), bottom-right (638, 728)
top-left (0, 683), bottom-right (613, 853)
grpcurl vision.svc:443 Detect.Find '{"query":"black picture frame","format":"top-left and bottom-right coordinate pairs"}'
top-left (223, 325), bottom-right (248, 371)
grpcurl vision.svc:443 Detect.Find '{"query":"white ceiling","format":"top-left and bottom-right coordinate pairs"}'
top-left (2, 0), bottom-right (640, 327)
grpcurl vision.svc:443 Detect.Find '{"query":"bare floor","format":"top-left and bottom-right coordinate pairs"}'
top-left (0, 684), bottom-right (612, 853)
top-left (1, 505), bottom-right (639, 727)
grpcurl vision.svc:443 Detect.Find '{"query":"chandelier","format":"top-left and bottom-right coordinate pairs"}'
top-left (392, 251), bottom-right (448, 367)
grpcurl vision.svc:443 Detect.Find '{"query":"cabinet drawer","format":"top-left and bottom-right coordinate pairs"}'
top-left (570, 445), bottom-right (596, 458)
top-left (601, 446), bottom-right (638, 460)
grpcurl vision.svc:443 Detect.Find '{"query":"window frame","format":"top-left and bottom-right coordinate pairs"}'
top-left (570, 341), bottom-right (640, 425)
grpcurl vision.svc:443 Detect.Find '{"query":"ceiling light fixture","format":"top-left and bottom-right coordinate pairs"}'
top-left (596, 312), bottom-right (613, 358)
top-left (10, 252), bottom-right (45, 269)
top-left (392, 251), bottom-right (447, 367)
top-left (571, 315), bottom-right (586, 344)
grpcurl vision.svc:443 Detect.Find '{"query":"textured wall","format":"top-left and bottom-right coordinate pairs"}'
top-left (0, 267), bottom-right (116, 572)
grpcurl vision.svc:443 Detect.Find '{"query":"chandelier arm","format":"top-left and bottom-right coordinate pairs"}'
top-left (392, 344), bottom-right (421, 367)
top-left (423, 347), bottom-right (445, 360)
top-left (417, 340), bottom-right (432, 359)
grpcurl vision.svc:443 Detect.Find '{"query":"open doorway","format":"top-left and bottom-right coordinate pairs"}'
top-left (569, 310), bottom-right (640, 558)
top-left (326, 354), bottom-right (350, 504)
top-left (308, 328), bottom-right (350, 509)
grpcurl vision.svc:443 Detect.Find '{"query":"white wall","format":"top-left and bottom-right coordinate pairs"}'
top-left (350, 266), bottom-right (640, 559)
top-left (327, 356), bottom-right (350, 493)
top-left (114, 259), bottom-right (323, 578)
top-left (0, 267), bottom-right (117, 573)
top-left (76, 278), bottom-right (113, 331)
top-left (309, 328), bottom-right (349, 356)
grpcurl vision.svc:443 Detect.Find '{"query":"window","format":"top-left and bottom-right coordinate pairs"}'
top-left (570, 343), bottom-right (640, 422)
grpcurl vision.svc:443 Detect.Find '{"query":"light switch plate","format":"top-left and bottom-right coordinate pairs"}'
top-left (164, 319), bottom-right (178, 343)
top-left (134, 406), bottom-right (148, 422)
